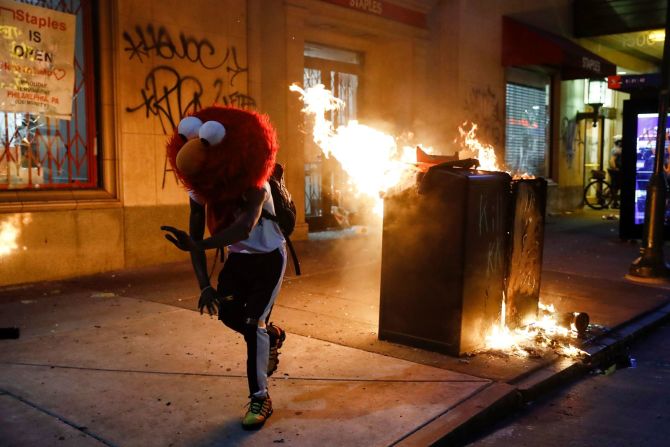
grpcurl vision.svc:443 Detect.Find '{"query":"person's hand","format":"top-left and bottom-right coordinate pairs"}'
top-left (198, 286), bottom-right (219, 316)
top-left (161, 226), bottom-right (198, 252)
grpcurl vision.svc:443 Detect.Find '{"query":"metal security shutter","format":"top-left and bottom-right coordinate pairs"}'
top-left (505, 83), bottom-right (549, 177)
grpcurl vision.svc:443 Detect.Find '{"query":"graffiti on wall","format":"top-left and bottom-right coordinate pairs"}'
top-left (123, 25), bottom-right (229, 70)
top-left (126, 66), bottom-right (256, 135)
top-left (123, 23), bottom-right (257, 187)
top-left (464, 86), bottom-right (503, 150)
top-left (561, 117), bottom-right (578, 167)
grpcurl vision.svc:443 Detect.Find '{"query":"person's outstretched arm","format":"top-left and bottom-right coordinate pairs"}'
top-left (188, 197), bottom-right (211, 287)
top-left (188, 198), bottom-right (219, 316)
top-left (199, 187), bottom-right (266, 250)
top-left (161, 188), bottom-right (266, 315)
top-left (161, 187), bottom-right (266, 252)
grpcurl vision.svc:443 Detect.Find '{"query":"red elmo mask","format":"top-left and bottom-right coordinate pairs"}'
top-left (166, 106), bottom-right (278, 234)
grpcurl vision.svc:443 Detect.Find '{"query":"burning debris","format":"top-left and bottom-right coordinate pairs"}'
top-left (483, 303), bottom-right (590, 359)
top-left (292, 83), bottom-right (581, 360)
top-left (456, 123), bottom-right (502, 172)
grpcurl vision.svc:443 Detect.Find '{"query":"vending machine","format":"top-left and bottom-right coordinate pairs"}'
top-left (620, 96), bottom-right (670, 240)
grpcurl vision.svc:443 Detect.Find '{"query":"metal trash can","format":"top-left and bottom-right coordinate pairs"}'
top-left (379, 164), bottom-right (512, 356)
top-left (504, 178), bottom-right (547, 329)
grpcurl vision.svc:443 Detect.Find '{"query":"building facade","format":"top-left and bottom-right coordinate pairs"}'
top-left (0, 0), bottom-right (659, 286)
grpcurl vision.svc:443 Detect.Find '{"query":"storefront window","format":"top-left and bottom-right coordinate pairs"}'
top-left (505, 82), bottom-right (550, 177)
top-left (333, 71), bottom-right (357, 126)
top-left (303, 44), bottom-right (361, 228)
top-left (0, 0), bottom-right (95, 190)
top-left (304, 67), bottom-right (322, 218)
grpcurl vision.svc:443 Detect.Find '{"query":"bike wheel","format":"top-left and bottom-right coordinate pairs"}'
top-left (584, 180), bottom-right (613, 210)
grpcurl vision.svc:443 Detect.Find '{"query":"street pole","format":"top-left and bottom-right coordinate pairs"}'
top-left (629, 0), bottom-right (670, 279)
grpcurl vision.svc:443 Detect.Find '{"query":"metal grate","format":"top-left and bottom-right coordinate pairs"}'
top-left (303, 67), bottom-right (323, 217)
top-left (0, 0), bottom-right (96, 190)
top-left (505, 83), bottom-right (548, 177)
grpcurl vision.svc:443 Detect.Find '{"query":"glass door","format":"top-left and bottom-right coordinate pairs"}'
top-left (303, 43), bottom-right (361, 231)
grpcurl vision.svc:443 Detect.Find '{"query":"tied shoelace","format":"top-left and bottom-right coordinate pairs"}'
top-left (247, 399), bottom-right (266, 414)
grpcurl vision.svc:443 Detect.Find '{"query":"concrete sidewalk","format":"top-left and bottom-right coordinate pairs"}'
top-left (1, 210), bottom-right (670, 446)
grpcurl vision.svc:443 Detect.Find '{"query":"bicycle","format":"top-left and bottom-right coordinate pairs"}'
top-left (583, 169), bottom-right (614, 210)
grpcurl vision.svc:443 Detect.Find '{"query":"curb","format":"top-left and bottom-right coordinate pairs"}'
top-left (391, 382), bottom-right (522, 447)
top-left (516, 300), bottom-right (670, 401)
top-left (395, 300), bottom-right (670, 447)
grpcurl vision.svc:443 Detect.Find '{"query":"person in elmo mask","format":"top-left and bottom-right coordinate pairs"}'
top-left (161, 106), bottom-right (287, 430)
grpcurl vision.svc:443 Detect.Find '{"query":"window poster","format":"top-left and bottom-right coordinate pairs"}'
top-left (0, 0), bottom-right (76, 119)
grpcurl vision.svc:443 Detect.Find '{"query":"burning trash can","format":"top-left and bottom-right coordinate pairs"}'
top-left (379, 163), bottom-right (512, 356)
top-left (504, 178), bottom-right (547, 329)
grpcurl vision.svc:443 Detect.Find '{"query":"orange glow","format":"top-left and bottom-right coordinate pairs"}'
top-left (0, 214), bottom-right (30, 257)
top-left (291, 85), bottom-right (524, 216)
top-left (484, 301), bottom-right (588, 359)
top-left (456, 122), bottom-right (503, 172)
top-left (290, 83), bottom-right (431, 216)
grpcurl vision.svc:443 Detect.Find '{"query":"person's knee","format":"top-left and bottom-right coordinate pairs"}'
top-left (218, 296), bottom-right (245, 332)
top-left (242, 318), bottom-right (267, 342)
top-left (220, 311), bottom-right (242, 332)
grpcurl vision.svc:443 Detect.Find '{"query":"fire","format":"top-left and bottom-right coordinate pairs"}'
top-left (484, 301), bottom-right (588, 359)
top-left (290, 84), bottom-right (530, 217)
top-left (293, 83), bottom-right (559, 359)
top-left (290, 84), bottom-right (423, 216)
top-left (456, 123), bottom-right (502, 171)
top-left (455, 122), bottom-right (535, 179)
top-left (291, 84), bottom-right (534, 217)
top-left (0, 214), bottom-right (30, 257)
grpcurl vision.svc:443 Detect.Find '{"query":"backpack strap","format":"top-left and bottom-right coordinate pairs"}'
top-left (260, 210), bottom-right (301, 276)
top-left (284, 235), bottom-right (301, 276)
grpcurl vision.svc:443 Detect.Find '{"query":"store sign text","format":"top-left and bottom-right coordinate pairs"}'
top-left (0, 0), bottom-right (75, 118)
top-left (582, 57), bottom-right (601, 74)
top-left (349, 0), bottom-right (382, 15)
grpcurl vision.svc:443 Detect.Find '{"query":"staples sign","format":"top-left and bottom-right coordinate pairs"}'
top-left (0, 0), bottom-right (76, 119)
top-left (582, 57), bottom-right (601, 74)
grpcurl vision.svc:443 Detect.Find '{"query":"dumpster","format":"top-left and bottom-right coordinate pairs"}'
top-left (504, 178), bottom-right (547, 329)
top-left (378, 164), bottom-right (512, 356)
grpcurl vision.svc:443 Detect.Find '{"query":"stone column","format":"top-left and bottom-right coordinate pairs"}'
top-left (284, 1), bottom-right (309, 240)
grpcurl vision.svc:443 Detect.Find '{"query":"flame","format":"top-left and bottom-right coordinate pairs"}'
top-left (291, 84), bottom-right (536, 218)
top-left (0, 214), bottom-right (30, 257)
top-left (484, 301), bottom-right (588, 359)
top-left (455, 122), bottom-right (536, 179)
top-left (291, 84), bottom-right (424, 216)
top-left (456, 123), bottom-right (502, 171)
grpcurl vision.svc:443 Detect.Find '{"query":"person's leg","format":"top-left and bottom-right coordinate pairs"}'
top-left (239, 247), bottom-right (286, 429)
top-left (612, 172), bottom-right (621, 208)
top-left (241, 246), bottom-right (286, 398)
top-left (216, 253), bottom-right (246, 334)
top-left (266, 323), bottom-right (286, 377)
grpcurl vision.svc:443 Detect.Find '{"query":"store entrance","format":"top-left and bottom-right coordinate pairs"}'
top-left (303, 43), bottom-right (361, 231)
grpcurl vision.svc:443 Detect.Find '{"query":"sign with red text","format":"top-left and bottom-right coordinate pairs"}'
top-left (321, 0), bottom-right (426, 28)
top-left (0, 0), bottom-right (76, 119)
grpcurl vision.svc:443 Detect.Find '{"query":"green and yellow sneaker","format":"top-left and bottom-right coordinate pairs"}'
top-left (242, 395), bottom-right (273, 430)
top-left (267, 324), bottom-right (286, 377)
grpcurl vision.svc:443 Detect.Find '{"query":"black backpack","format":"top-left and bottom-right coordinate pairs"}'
top-left (262, 163), bottom-right (301, 275)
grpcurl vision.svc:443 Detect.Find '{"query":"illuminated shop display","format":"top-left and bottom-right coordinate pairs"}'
top-left (632, 113), bottom-right (670, 225)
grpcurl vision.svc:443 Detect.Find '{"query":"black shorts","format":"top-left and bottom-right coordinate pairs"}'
top-left (216, 247), bottom-right (285, 326)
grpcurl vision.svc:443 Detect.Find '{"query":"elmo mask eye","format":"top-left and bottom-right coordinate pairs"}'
top-left (199, 121), bottom-right (226, 146)
top-left (178, 116), bottom-right (203, 141)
